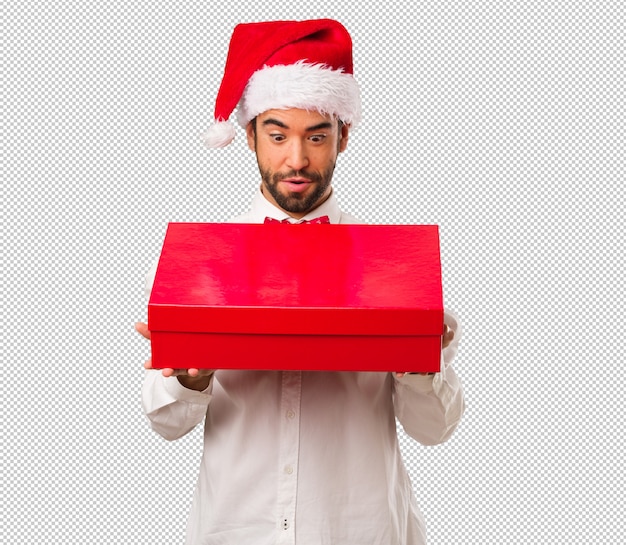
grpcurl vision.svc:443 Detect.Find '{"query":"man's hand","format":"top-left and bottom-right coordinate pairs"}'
top-left (395, 324), bottom-right (454, 378)
top-left (442, 323), bottom-right (455, 350)
top-left (135, 322), bottom-right (215, 391)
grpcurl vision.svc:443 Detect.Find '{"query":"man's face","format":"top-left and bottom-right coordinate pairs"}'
top-left (246, 108), bottom-right (349, 219)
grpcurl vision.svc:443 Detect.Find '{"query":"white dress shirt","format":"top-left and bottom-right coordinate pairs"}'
top-left (142, 189), bottom-right (465, 544)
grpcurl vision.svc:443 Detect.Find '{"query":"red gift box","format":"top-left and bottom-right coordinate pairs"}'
top-left (148, 223), bottom-right (443, 372)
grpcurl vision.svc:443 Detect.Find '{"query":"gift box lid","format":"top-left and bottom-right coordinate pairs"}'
top-left (148, 223), bottom-right (443, 336)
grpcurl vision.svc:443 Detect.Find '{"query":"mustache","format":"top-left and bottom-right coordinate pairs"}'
top-left (271, 170), bottom-right (323, 184)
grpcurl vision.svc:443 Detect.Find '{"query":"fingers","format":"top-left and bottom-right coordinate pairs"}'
top-left (155, 367), bottom-right (215, 378)
top-left (442, 324), bottom-right (455, 349)
top-left (142, 360), bottom-right (197, 377)
top-left (135, 322), bottom-right (151, 340)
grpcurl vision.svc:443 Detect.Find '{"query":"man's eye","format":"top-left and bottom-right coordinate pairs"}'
top-left (270, 134), bottom-right (285, 142)
top-left (309, 134), bottom-right (326, 143)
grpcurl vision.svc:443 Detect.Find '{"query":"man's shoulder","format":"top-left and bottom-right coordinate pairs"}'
top-left (338, 211), bottom-right (365, 225)
top-left (227, 211), bottom-right (257, 224)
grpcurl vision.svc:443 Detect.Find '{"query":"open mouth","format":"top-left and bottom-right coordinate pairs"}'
top-left (282, 178), bottom-right (312, 192)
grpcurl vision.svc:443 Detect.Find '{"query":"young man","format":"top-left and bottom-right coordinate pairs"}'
top-left (136, 19), bottom-right (465, 545)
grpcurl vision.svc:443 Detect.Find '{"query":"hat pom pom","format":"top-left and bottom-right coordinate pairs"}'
top-left (201, 121), bottom-right (236, 148)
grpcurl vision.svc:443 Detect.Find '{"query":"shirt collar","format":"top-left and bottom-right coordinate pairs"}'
top-left (249, 186), bottom-right (342, 224)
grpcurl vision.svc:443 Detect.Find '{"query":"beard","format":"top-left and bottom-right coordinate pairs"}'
top-left (260, 165), bottom-right (335, 215)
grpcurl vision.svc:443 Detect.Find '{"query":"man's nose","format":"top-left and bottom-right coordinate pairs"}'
top-left (285, 140), bottom-right (309, 171)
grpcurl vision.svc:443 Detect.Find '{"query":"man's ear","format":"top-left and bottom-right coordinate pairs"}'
top-left (338, 123), bottom-right (350, 153)
top-left (246, 121), bottom-right (256, 152)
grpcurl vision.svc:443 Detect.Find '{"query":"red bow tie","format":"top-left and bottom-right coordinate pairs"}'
top-left (264, 215), bottom-right (330, 225)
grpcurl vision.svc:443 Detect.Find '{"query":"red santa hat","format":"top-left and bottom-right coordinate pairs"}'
top-left (202, 19), bottom-right (362, 148)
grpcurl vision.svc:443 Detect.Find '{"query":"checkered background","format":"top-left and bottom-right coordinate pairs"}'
top-left (4, 1), bottom-right (623, 543)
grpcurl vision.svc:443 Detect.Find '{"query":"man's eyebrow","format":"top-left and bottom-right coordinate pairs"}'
top-left (306, 122), bottom-right (334, 132)
top-left (262, 118), bottom-right (289, 129)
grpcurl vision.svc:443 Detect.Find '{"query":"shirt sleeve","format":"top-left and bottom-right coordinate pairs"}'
top-left (142, 371), bottom-right (214, 441)
top-left (392, 309), bottom-right (466, 446)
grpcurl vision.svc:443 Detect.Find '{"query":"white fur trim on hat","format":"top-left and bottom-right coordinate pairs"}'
top-left (236, 61), bottom-right (362, 128)
top-left (201, 120), bottom-right (237, 149)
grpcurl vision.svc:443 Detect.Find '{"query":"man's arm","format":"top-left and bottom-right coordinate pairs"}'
top-left (392, 310), bottom-right (465, 445)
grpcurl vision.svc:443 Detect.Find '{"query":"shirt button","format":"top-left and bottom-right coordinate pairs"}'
top-left (286, 409), bottom-right (295, 419)
top-left (284, 465), bottom-right (293, 475)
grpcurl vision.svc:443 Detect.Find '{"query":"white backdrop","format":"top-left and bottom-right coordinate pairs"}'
top-left (4, 1), bottom-right (623, 543)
